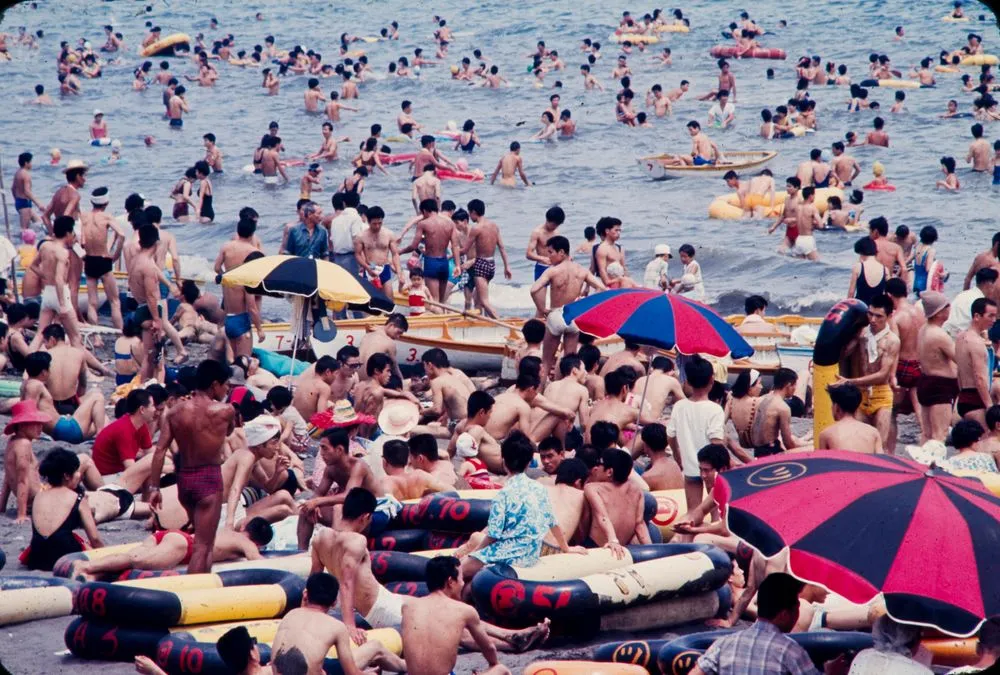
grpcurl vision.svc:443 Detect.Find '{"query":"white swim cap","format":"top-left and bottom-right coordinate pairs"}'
top-left (456, 433), bottom-right (479, 458)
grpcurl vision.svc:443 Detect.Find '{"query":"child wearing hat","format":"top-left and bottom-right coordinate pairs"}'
top-left (0, 400), bottom-right (52, 522)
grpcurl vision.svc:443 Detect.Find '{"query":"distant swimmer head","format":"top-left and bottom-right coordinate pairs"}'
top-left (872, 160), bottom-right (885, 177)
top-left (144, 136), bottom-right (155, 146)
top-left (49, 148), bottom-right (61, 163)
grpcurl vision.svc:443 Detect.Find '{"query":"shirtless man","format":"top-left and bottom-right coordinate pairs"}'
top-left (529, 355), bottom-right (590, 444)
top-left (420, 348), bottom-right (475, 429)
top-left (600, 342), bottom-right (643, 378)
top-left (411, 165), bottom-right (442, 213)
top-left (963, 233), bottom-right (1000, 300)
top-left (647, 84), bottom-right (673, 117)
top-left (686, 120), bottom-right (721, 165)
top-left (300, 425), bottom-right (382, 543)
top-left (380, 439), bottom-right (452, 500)
top-left (531, 235), bottom-right (606, 384)
top-left (28, 216), bottom-right (82, 349)
top-left (588, 371), bottom-right (639, 443)
top-left (968, 123), bottom-right (992, 172)
top-left (448, 391), bottom-right (502, 468)
top-left (353, 354), bottom-right (420, 431)
top-left (767, 177), bottom-right (802, 253)
top-left (167, 85), bottom-right (189, 128)
top-left (484, 372), bottom-right (573, 460)
top-left (12, 152), bottom-right (44, 230)
top-left (21, 351), bottom-right (105, 444)
top-left (633, 356), bottom-right (685, 420)
top-left (789, 186), bottom-right (821, 261)
top-left (830, 141), bottom-right (861, 186)
top-left (272, 571), bottom-right (404, 675)
top-left (40, 322), bottom-right (112, 410)
top-left (397, 100), bottom-right (421, 131)
top-left (489, 142), bottom-right (531, 187)
top-left (41, 160), bottom-right (86, 234)
top-left (80, 187), bottom-right (125, 329)
top-left (917, 292), bottom-right (958, 442)
top-left (795, 149), bottom-right (831, 188)
top-left (749, 367), bottom-right (811, 457)
top-left (408, 433), bottom-right (458, 487)
top-left (358, 313), bottom-right (408, 383)
top-left (292, 356), bottom-right (342, 421)
top-left (594, 218), bottom-right (626, 286)
top-left (584, 449), bottom-right (650, 556)
top-left (869, 217), bottom-right (906, 276)
top-left (149, 359), bottom-right (235, 574)
top-left (955, 298), bottom-right (998, 428)
top-left (541, 459), bottom-right (589, 547)
top-left (639, 422), bottom-right (683, 489)
top-left (308, 122), bottom-right (349, 162)
top-left (818, 384), bottom-right (883, 453)
top-left (525, 206), bottom-right (565, 282)
top-left (838, 295), bottom-right (900, 452)
top-left (462, 199), bottom-right (512, 319)
top-left (886, 278), bottom-right (926, 444)
top-left (411, 135), bottom-right (455, 177)
top-left (304, 78), bottom-right (326, 112)
top-left (214, 222), bottom-right (264, 359)
top-left (354, 206), bottom-right (401, 298)
top-left (127, 226), bottom-right (168, 380)
top-left (399, 200), bottom-right (461, 304)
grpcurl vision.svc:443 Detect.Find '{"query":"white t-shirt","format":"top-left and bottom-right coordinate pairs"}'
top-left (848, 650), bottom-right (932, 675)
top-left (709, 101), bottom-right (736, 121)
top-left (328, 207), bottom-right (366, 255)
top-left (666, 398), bottom-right (725, 477)
top-left (643, 258), bottom-right (669, 290)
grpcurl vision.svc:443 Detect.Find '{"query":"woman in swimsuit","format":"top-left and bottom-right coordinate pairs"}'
top-left (454, 119), bottom-right (480, 153)
top-left (4, 303), bottom-right (33, 373)
top-left (726, 369), bottom-right (763, 450)
top-left (114, 320), bottom-right (143, 386)
top-left (847, 237), bottom-right (888, 305)
top-left (171, 167), bottom-right (196, 222)
top-left (352, 137), bottom-right (388, 175)
top-left (24, 448), bottom-right (103, 571)
top-left (339, 166), bottom-right (368, 195)
top-left (194, 160), bottom-right (214, 223)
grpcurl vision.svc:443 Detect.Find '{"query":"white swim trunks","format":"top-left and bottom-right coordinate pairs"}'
top-left (263, 175), bottom-right (279, 185)
top-left (788, 235), bottom-right (817, 257)
top-left (545, 307), bottom-right (579, 337)
top-left (41, 285), bottom-right (72, 313)
top-left (364, 584), bottom-right (405, 629)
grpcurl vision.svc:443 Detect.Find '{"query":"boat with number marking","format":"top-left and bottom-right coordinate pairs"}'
top-left (637, 150), bottom-right (777, 181)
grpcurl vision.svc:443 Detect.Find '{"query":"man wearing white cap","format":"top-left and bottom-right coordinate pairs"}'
top-left (219, 414), bottom-right (297, 532)
top-left (80, 186), bottom-right (125, 329)
top-left (643, 244), bottom-right (672, 291)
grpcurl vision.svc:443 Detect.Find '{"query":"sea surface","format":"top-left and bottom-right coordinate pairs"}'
top-left (1, 0), bottom-right (998, 319)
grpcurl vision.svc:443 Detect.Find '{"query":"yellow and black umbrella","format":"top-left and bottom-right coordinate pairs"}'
top-left (221, 254), bottom-right (392, 313)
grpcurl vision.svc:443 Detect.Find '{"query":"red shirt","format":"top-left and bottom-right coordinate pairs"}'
top-left (92, 415), bottom-right (152, 475)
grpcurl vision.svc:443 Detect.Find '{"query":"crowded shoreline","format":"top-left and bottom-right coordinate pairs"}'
top-left (3, 1), bottom-right (1000, 674)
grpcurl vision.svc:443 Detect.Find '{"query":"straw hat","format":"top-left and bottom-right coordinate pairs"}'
top-left (378, 400), bottom-right (420, 436)
top-left (5, 400), bottom-right (51, 435)
top-left (62, 159), bottom-right (88, 173)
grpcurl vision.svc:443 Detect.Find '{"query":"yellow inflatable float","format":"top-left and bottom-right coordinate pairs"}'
top-left (525, 662), bottom-right (649, 675)
top-left (180, 619), bottom-right (402, 656)
top-left (708, 187), bottom-right (843, 220)
top-left (961, 54), bottom-right (999, 66)
top-left (654, 24), bottom-right (691, 33)
top-left (0, 577), bottom-right (78, 626)
top-left (609, 33), bottom-right (660, 44)
top-left (140, 33), bottom-right (191, 57)
top-left (941, 14), bottom-right (970, 21)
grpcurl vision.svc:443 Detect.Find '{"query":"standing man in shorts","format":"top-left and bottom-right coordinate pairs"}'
top-left (530, 235), bottom-right (605, 384)
top-left (354, 205), bottom-right (401, 298)
top-left (399, 199), bottom-right (461, 306)
top-left (128, 226), bottom-right (165, 380)
top-left (917, 292), bottom-right (958, 442)
top-left (12, 152), bottom-right (44, 231)
top-left (149, 359), bottom-right (235, 574)
top-left (462, 199), bottom-right (511, 319)
top-left (28, 216), bottom-right (82, 349)
top-left (525, 206), bottom-right (565, 281)
top-left (955, 298), bottom-right (998, 428)
top-left (80, 187), bottom-right (125, 329)
top-left (214, 220), bottom-right (264, 359)
top-left (886, 278), bottom-right (926, 445)
top-left (667, 357), bottom-right (726, 511)
top-left (836, 295), bottom-right (900, 453)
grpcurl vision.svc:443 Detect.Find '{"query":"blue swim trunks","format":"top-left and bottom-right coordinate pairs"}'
top-left (116, 373), bottom-right (136, 386)
top-left (692, 156), bottom-right (716, 166)
top-left (534, 262), bottom-right (549, 281)
top-left (169, 118), bottom-right (183, 128)
top-left (52, 416), bottom-right (85, 444)
top-left (994, 165), bottom-right (1000, 185)
top-left (14, 197), bottom-right (32, 211)
top-left (225, 312), bottom-right (252, 339)
top-left (423, 256), bottom-right (450, 281)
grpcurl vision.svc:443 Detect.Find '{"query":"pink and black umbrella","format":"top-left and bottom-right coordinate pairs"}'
top-left (717, 450), bottom-right (1000, 636)
top-left (561, 289), bottom-right (754, 358)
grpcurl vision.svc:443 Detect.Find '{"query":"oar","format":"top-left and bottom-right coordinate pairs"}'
top-left (422, 298), bottom-right (522, 333)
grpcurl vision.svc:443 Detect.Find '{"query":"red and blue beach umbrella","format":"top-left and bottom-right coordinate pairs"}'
top-left (561, 289), bottom-right (754, 359)
top-left (717, 450), bottom-right (1000, 637)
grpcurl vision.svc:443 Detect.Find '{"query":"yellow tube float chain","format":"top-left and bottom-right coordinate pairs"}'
top-left (812, 300), bottom-right (870, 446)
top-left (0, 577), bottom-right (79, 626)
top-left (709, 188), bottom-right (842, 220)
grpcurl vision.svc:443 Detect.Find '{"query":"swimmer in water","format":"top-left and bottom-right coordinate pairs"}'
top-left (490, 142), bottom-right (531, 187)
top-left (941, 99), bottom-right (961, 118)
top-left (936, 156), bottom-right (961, 191)
top-left (29, 84), bottom-right (52, 105)
top-left (580, 64), bottom-right (604, 91)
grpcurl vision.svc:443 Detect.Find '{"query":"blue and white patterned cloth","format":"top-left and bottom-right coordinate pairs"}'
top-left (696, 620), bottom-right (820, 675)
top-left (470, 473), bottom-right (556, 567)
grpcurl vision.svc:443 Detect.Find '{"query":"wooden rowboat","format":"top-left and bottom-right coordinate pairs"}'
top-left (636, 150), bottom-right (777, 181)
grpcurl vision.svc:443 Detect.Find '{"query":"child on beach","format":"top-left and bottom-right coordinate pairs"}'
top-left (403, 267), bottom-right (430, 316)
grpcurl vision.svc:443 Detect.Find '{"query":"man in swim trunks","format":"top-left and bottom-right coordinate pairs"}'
top-left (837, 294), bottom-right (900, 453)
top-left (525, 206), bottom-right (565, 282)
top-left (21, 351), bottom-right (106, 445)
top-left (886, 278), bottom-right (926, 444)
top-left (150, 359), bottom-right (235, 574)
top-left (531, 235), bottom-right (605, 384)
top-left (789, 185), bottom-right (820, 261)
top-left (399, 199), bottom-right (461, 305)
top-left (167, 85), bottom-right (189, 128)
top-left (830, 141), bottom-right (861, 187)
top-left (967, 122), bottom-right (992, 171)
top-left (41, 321), bottom-right (112, 413)
top-left (955, 297), bottom-right (997, 427)
top-left (917, 291), bottom-right (958, 442)
top-left (354, 205), bottom-right (401, 297)
top-left (12, 152), bottom-right (44, 231)
top-left (489, 142), bottom-right (531, 187)
top-left (69, 520), bottom-right (271, 581)
top-left (583, 449), bottom-right (650, 556)
top-left (687, 120), bottom-right (720, 165)
top-left (462, 199), bottom-right (511, 319)
top-left (28, 216), bottom-right (82, 349)
top-left (214, 220), bottom-right (264, 359)
top-left (128, 225), bottom-right (167, 380)
top-left (80, 186), bottom-right (125, 329)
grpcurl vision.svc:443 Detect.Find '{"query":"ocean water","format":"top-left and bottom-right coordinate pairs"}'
top-left (0, 0), bottom-right (998, 319)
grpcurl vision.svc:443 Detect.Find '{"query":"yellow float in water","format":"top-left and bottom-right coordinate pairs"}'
top-left (877, 79), bottom-right (921, 89)
top-left (935, 65), bottom-right (961, 73)
top-left (609, 33), bottom-right (660, 44)
top-left (941, 14), bottom-right (971, 21)
top-left (708, 187), bottom-right (843, 220)
top-left (140, 33), bottom-right (192, 57)
top-left (654, 24), bottom-right (691, 33)
top-left (961, 54), bottom-right (999, 66)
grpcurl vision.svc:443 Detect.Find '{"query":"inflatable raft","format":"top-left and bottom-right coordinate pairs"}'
top-left (961, 54), bottom-right (999, 66)
top-left (378, 151), bottom-right (418, 166)
top-left (609, 33), bottom-right (660, 44)
top-left (140, 33), bottom-right (191, 57)
top-left (525, 662), bottom-right (649, 675)
top-left (858, 78), bottom-right (921, 89)
top-left (437, 167), bottom-right (485, 182)
top-left (471, 543), bottom-right (731, 631)
top-left (710, 45), bottom-right (786, 59)
top-left (653, 24), bottom-right (691, 33)
top-left (708, 187), bottom-right (843, 220)
top-left (0, 576), bottom-right (79, 626)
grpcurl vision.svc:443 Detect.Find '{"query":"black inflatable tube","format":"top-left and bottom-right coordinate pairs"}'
top-left (369, 550), bottom-right (430, 583)
top-left (369, 529), bottom-right (428, 551)
top-left (390, 494), bottom-right (492, 533)
top-left (471, 543), bottom-right (731, 627)
top-left (384, 581), bottom-right (429, 597)
top-left (65, 616), bottom-right (169, 662)
top-left (156, 636), bottom-right (346, 675)
top-left (656, 629), bottom-right (874, 674)
top-left (74, 570), bottom-right (304, 627)
top-left (859, 78), bottom-right (880, 87)
top-left (593, 639), bottom-right (670, 675)
top-left (813, 299), bottom-right (869, 367)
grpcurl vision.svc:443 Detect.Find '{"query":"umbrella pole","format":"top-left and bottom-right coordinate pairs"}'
top-left (631, 350), bottom-right (654, 453)
top-left (288, 299), bottom-right (309, 387)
